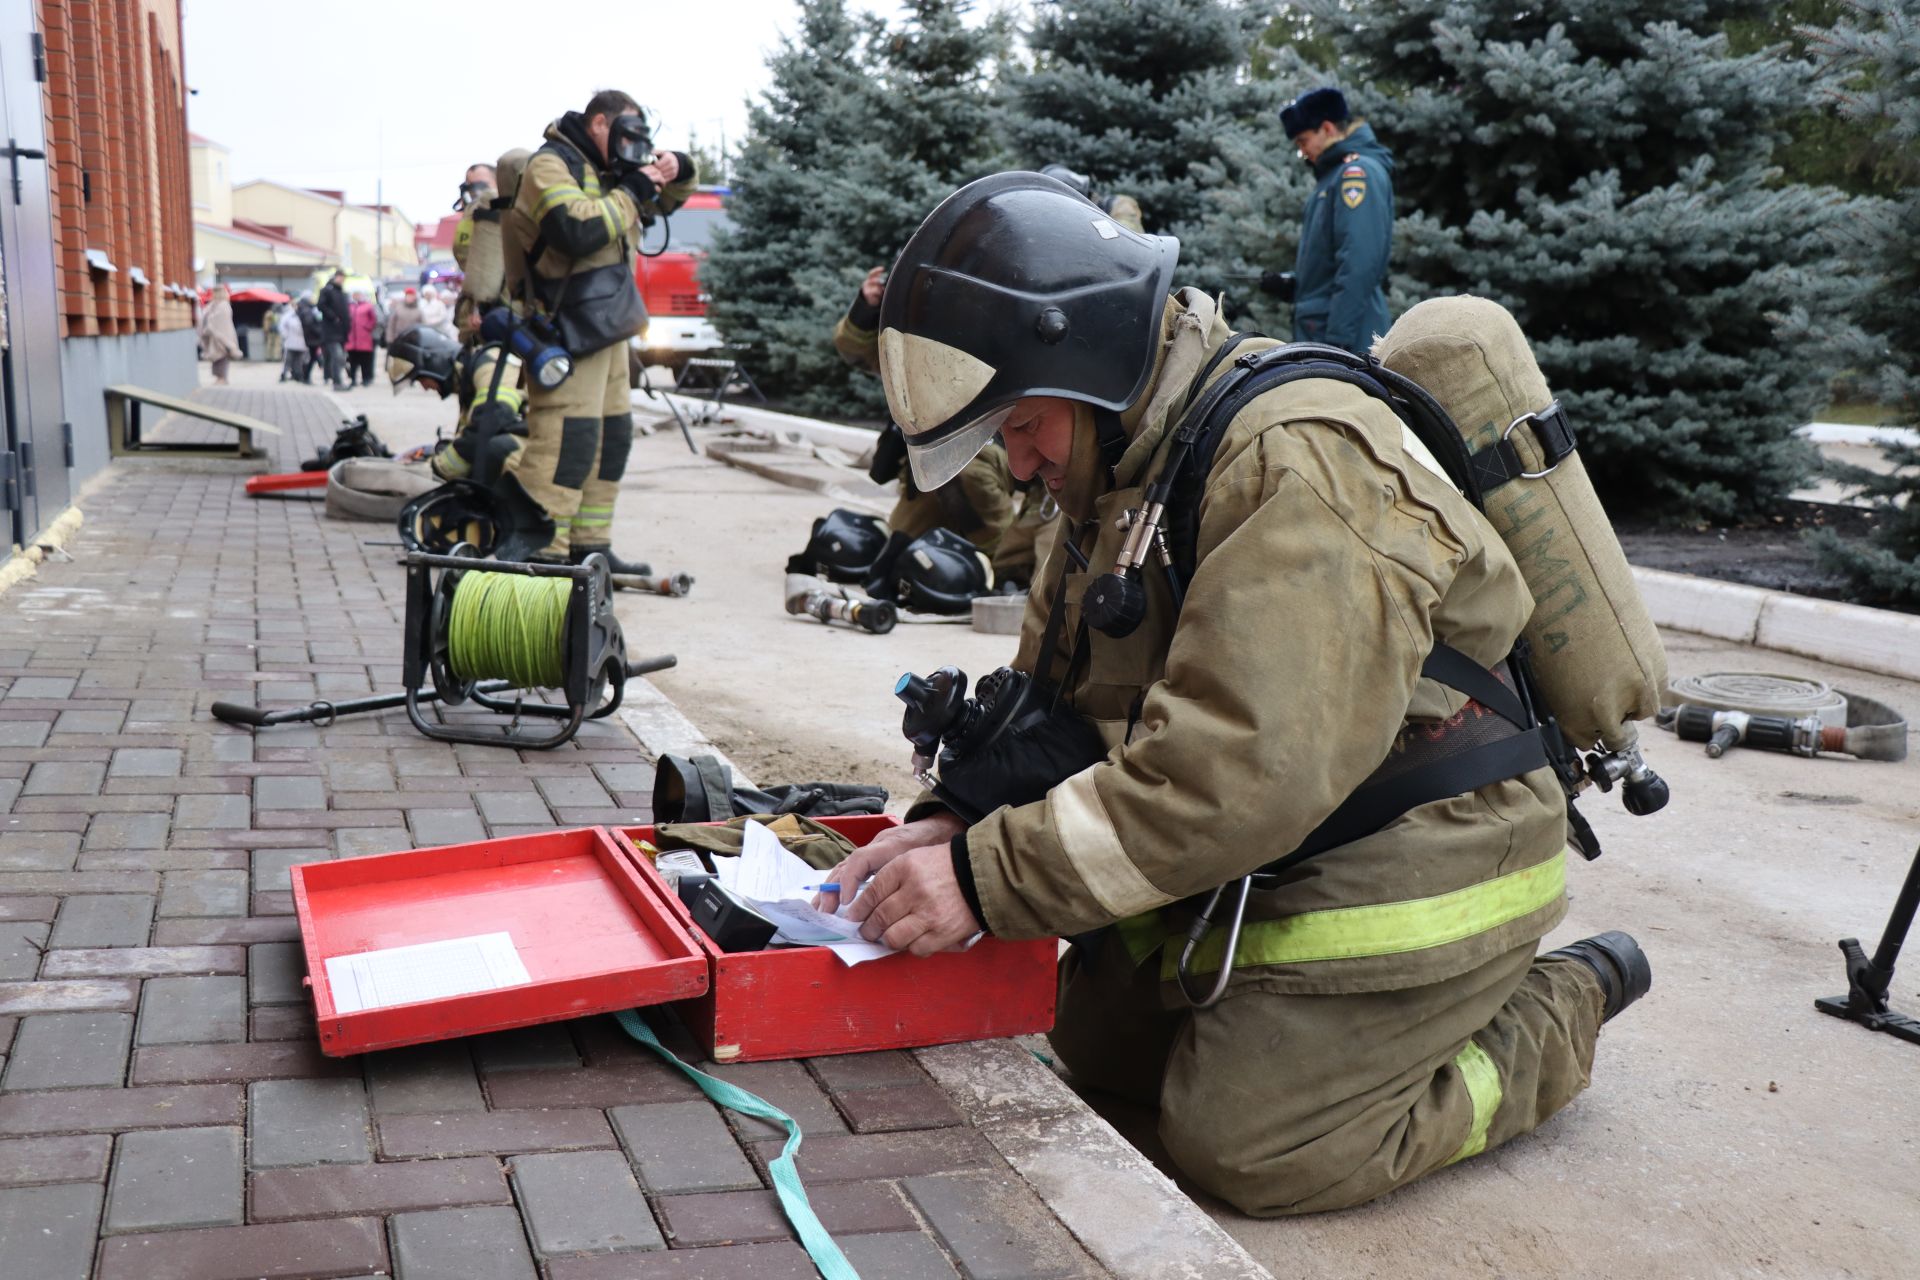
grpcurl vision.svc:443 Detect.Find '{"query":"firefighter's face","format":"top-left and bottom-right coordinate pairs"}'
top-left (1000, 398), bottom-right (1076, 494)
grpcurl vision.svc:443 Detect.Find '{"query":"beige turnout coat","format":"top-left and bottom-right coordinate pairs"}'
top-left (944, 290), bottom-right (1569, 997)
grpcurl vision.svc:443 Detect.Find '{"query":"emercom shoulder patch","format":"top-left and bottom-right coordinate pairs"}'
top-left (1341, 179), bottom-right (1367, 209)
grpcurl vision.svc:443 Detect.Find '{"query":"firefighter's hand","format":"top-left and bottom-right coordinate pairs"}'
top-left (843, 843), bottom-right (981, 956)
top-left (860, 266), bottom-right (887, 307)
top-left (813, 812), bottom-right (964, 912)
top-left (643, 150), bottom-right (680, 186)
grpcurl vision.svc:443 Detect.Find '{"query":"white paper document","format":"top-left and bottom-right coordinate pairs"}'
top-left (325, 931), bottom-right (532, 1014)
top-left (716, 821), bottom-right (898, 966)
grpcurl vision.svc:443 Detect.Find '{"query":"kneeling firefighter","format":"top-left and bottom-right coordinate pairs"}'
top-left (814, 171), bottom-right (1667, 1216)
top-left (387, 324), bottom-right (526, 487)
top-left (386, 324), bottom-right (529, 556)
top-left (500, 88), bottom-right (695, 568)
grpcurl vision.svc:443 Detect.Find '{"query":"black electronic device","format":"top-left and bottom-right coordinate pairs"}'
top-left (690, 880), bottom-right (779, 954)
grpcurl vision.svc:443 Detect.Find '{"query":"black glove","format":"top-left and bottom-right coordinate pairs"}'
top-left (868, 422), bottom-right (909, 485)
top-left (615, 166), bottom-right (658, 207)
top-left (1259, 271), bottom-right (1296, 301)
top-left (933, 697), bottom-right (1109, 824)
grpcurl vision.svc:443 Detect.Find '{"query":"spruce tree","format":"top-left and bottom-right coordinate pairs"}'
top-left (702, 0), bottom-right (1005, 416)
top-left (1804, 0), bottom-right (1920, 606)
top-left (1003, 0), bottom-right (1267, 237)
top-left (1295, 0), bottom-right (1863, 520)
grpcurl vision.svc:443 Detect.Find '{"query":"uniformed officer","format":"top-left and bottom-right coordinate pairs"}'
top-left (386, 324), bottom-right (525, 487)
top-left (816, 172), bottom-right (1649, 1216)
top-left (500, 89), bottom-right (695, 567)
top-left (451, 162), bottom-right (497, 275)
top-left (1262, 88), bottom-right (1394, 355)
top-left (833, 264), bottom-right (1028, 578)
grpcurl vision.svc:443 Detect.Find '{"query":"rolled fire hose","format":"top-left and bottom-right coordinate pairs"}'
top-left (1662, 673), bottom-right (1908, 762)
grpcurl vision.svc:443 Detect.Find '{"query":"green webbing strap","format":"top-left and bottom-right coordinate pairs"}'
top-left (614, 1010), bottom-right (859, 1279)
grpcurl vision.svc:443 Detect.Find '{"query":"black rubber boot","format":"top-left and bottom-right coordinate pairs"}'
top-left (571, 545), bottom-right (653, 577)
top-left (1545, 931), bottom-right (1652, 1022)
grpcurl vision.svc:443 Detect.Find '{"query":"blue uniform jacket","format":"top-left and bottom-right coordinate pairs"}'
top-left (1291, 123), bottom-right (1394, 355)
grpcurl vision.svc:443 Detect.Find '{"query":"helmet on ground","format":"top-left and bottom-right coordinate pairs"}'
top-left (788, 508), bottom-right (891, 582)
top-left (877, 170), bottom-right (1178, 491)
top-left (397, 481), bottom-right (499, 556)
top-left (387, 325), bottom-right (460, 398)
top-left (893, 528), bottom-right (991, 614)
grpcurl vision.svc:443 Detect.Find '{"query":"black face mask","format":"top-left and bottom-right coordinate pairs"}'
top-left (608, 113), bottom-right (654, 169)
top-left (453, 181), bottom-right (485, 211)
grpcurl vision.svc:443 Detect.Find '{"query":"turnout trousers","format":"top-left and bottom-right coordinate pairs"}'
top-left (503, 341), bottom-right (634, 557)
top-left (1050, 930), bottom-right (1606, 1215)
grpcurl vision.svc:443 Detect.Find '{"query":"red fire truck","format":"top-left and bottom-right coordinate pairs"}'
top-left (629, 187), bottom-right (730, 381)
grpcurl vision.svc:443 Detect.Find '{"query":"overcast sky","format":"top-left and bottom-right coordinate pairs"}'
top-left (183, 0), bottom-right (920, 229)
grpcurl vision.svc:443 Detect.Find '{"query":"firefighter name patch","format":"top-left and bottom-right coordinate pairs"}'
top-left (1341, 164), bottom-right (1367, 208)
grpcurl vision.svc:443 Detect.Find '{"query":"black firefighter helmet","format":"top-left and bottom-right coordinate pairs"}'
top-left (397, 481), bottom-right (500, 557)
top-left (877, 170), bottom-right (1178, 491)
top-left (387, 325), bottom-right (461, 399)
top-left (892, 528), bottom-right (991, 615)
top-left (785, 508), bottom-right (890, 582)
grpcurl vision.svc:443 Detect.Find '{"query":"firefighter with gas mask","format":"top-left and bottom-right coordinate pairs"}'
top-left (814, 171), bottom-right (1651, 1216)
top-left (455, 149), bottom-right (530, 340)
top-left (499, 90), bottom-right (695, 567)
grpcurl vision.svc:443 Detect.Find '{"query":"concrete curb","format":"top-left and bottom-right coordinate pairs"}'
top-left (613, 676), bottom-right (749, 784)
top-left (0, 505), bottom-right (85, 601)
top-left (632, 389), bottom-right (880, 454)
top-left (1802, 421), bottom-right (1919, 448)
top-left (916, 1039), bottom-right (1273, 1280)
top-left (704, 439), bottom-right (891, 514)
top-left (1633, 566), bottom-right (1920, 682)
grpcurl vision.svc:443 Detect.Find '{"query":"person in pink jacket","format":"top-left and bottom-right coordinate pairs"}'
top-left (346, 291), bottom-right (379, 388)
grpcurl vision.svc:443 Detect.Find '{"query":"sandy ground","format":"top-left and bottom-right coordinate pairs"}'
top-left (250, 360), bottom-right (1920, 1278)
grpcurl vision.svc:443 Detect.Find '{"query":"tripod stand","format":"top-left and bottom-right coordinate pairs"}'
top-left (1815, 841), bottom-right (1920, 1046)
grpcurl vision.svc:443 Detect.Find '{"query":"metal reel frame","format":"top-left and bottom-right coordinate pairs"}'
top-left (401, 546), bottom-right (636, 749)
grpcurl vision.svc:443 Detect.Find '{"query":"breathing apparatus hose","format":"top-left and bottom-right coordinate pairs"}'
top-left (446, 571), bottom-right (571, 689)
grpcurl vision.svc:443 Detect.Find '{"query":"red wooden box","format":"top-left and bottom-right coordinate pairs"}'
top-left (615, 816), bottom-right (1059, 1062)
top-left (292, 827), bottom-right (710, 1057)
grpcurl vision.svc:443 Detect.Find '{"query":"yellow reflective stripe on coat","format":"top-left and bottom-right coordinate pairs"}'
top-left (1113, 911), bottom-right (1168, 965)
top-left (1445, 1040), bottom-right (1501, 1165)
top-left (476, 387), bottom-right (524, 413)
top-left (534, 183), bottom-right (589, 217)
top-left (1167, 850), bottom-right (1567, 977)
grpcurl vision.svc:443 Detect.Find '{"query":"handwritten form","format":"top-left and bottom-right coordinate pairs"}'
top-left (716, 821), bottom-right (895, 966)
top-left (325, 932), bottom-right (532, 1013)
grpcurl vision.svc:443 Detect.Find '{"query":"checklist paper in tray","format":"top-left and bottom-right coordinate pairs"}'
top-left (324, 932), bottom-right (533, 1014)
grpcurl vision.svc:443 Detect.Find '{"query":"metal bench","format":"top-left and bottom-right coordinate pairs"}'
top-left (673, 357), bottom-right (766, 423)
top-left (106, 385), bottom-right (283, 460)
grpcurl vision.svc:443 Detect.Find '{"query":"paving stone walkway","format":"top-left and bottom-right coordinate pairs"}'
top-left (0, 386), bottom-right (1117, 1279)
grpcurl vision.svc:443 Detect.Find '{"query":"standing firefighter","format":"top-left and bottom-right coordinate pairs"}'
top-left (1263, 88), bottom-right (1394, 355)
top-left (456, 149), bottom-right (530, 339)
top-left (500, 90), bottom-right (695, 567)
top-left (816, 172), bottom-right (1652, 1216)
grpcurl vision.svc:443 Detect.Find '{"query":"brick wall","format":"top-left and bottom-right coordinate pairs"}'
top-left (38, 0), bottom-right (193, 339)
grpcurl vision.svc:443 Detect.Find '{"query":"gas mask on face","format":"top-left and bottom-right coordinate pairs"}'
top-left (609, 113), bottom-right (655, 171)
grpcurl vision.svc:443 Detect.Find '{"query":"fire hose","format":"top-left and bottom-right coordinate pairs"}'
top-left (1659, 673), bottom-right (1908, 762)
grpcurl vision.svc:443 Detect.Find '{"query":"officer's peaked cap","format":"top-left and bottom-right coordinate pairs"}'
top-left (1281, 87), bottom-right (1350, 137)
top-left (877, 170), bottom-right (1178, 491)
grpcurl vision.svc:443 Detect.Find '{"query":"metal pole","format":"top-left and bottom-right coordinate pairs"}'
top-left (1870, 843), bottom-right (1920, 975)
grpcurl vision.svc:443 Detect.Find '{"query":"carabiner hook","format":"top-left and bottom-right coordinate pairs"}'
top-left (1176, 875), bottom-right (1254, 1009)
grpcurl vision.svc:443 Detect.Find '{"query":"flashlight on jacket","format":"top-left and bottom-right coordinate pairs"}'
top-left (480, 307), bottom-right (572, 389)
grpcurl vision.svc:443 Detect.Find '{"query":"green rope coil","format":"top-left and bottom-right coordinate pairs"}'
top-left (446, 571), bottom-right (570, 689)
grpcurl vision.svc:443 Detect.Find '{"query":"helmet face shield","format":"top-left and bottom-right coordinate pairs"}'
top-left (877, 171), bottom-right (1178, 492)
top-left (905, 403), bottom-right (1015, 492)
